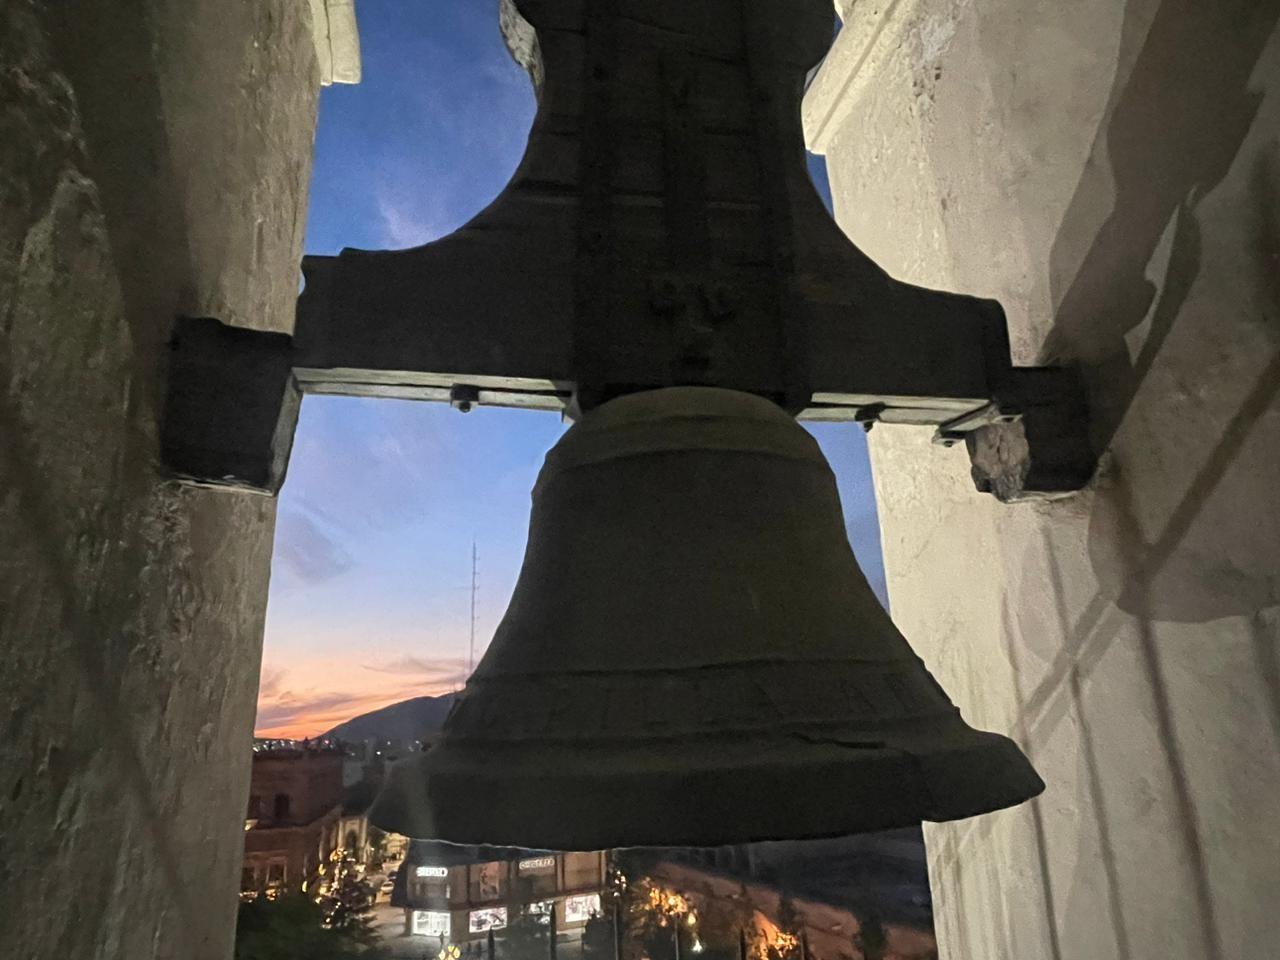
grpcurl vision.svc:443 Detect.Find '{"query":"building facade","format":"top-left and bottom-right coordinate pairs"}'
top-left (395, 843), bottom-right (608, 945)
top-left (241, 745), bottom-right (346, 897)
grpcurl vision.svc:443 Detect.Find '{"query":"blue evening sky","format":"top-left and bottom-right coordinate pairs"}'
top-left (257, 0), bottom-right (884, 738)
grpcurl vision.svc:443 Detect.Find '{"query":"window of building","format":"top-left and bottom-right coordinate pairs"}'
top-left (469, 861), bottom-right (505, 902)
top-left (526, 900), bottom-right (554, 919)
top-left (518, 872), bottom-right (557, 899)
top-left (409, 871), bottom-right (450, 902)
top-left (266, 862), bottom-right (286, 888)
top-left (412, 911), bottom-right (451, 939)
top-left (272, 793), bottom-right (290, 821)
top-left (240, 866), bottom-right (257, 892)
top-left (562, 852), bottom-right (602, 890)
top-left (564, 894), bottom-right (600, 925)
top-left (517, 856), bottom-right (558, 898)
top-left (470, 907), bottom-right (507, 933)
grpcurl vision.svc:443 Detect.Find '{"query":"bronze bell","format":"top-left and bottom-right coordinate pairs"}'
top-left (370, 387), bottom-right (1042, 848)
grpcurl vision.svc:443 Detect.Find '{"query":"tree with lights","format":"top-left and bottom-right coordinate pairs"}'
top-left (325, 859), bottom-right (380, 948)
top-left (768, 898), bottom-right (803, 960)
top-left (618, 878), bottom-right (701, 960)
top-left (234, 890), bottom-right (389, 960)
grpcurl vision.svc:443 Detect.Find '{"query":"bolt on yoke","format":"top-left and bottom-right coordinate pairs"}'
top-left (161, 0), bottom-right (1095, 500)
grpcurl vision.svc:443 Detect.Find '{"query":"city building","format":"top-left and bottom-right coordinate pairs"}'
top-left (241, 744), bottom-right (347, 896)
top-left (393, 842), bottom-right (607, 945)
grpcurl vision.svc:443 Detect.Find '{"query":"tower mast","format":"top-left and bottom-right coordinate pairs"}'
top-left (468, 540), bottom-right (478, 676)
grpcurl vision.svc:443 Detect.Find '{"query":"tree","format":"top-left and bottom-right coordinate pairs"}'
top-left (235, 892), bottom-right (389, 960)
top-left (680, 883), bottom-right (752, 960)
top-left (767, 898), bottom-right (802, 960)
top-left (366, 825), bottom-right (389, 868)
top-left (325, 862), bottom-right (381, 949)
top-left (502, 909), bottom-right (551, 960)
top-left (582, 911), bottom-right (615, 960)
top-left (619, 878), bottom-right (697, 960)
top-left (852, 915), bottom-right (887, 960)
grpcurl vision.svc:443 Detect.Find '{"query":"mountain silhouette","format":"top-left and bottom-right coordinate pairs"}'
top-left (323, 693), bottom-right (457, 744)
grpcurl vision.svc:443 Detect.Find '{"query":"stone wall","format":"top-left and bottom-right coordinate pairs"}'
top-left (806, 1), bottom-right (1280, 958)
top-left (0, 1), bottom-right (321, 957)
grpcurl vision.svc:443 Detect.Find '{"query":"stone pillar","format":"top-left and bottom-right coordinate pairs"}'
top-left (806, 2), bottom-right (1280, 958)
top-left (0, 1), bottom-right (349, 957)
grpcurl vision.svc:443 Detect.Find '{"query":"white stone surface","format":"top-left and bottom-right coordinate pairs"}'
top-left (807, 1), bottom-right (1280, 958)
top-left (309, 0), bottom-right (363, 86)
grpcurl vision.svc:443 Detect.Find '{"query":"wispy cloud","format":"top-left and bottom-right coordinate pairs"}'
top-left (273, 505), bottom-right (353, 585)
top-left (364, 24), bottom-right (536, 254)
top-left (258, 665), bottom-right (288, 699)
top-left (256, 689), bottom-right (386, 734)
top-left (289, 398), bottom-right (456, 517)
top-left (375, 187), bottom-right (451, 249)
top-left (363, 655), bottom-right (468, 683)
top-left (269, 397), bottom-right (469, 594)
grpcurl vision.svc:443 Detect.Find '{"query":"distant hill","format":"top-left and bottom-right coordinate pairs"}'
top-left (323, 693), bottom-right (457, 744)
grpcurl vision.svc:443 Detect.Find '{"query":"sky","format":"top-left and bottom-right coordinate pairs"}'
top-left (255, 0), bottom-right (885, 740)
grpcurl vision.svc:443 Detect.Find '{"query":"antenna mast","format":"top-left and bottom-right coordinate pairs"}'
top-left (468, 541), bottom-right (478, 676)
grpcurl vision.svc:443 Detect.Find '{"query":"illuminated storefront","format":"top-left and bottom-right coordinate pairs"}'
top-left (412, 910), bottom-right (451, 939)
top-left (469, 907), bottom-right (508, 933)
top-left (564, 894), bottom-right (602, 924)
top-left (397, 843), bottom-right (607, 942)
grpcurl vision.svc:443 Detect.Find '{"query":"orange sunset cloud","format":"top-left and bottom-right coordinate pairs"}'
top-left (254, 655), bottom-right (468, 740)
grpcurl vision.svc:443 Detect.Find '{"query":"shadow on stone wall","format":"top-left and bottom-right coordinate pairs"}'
top-left (1, 2), bottom-right (293, 956)
top-left (40, 0), bottom-right (200, 417)
top-left (1042, 0), bottom-right (1280, 624)
top-left (0, 0), bottom-right (204, 944)
top-left (1017, 5), bottom-right (1280, 957)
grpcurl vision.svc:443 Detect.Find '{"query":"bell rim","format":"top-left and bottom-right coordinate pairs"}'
top-left (368, 727), bottom-right (1044, 850)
